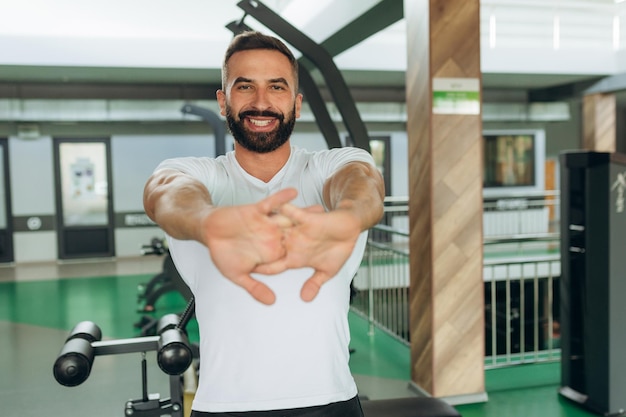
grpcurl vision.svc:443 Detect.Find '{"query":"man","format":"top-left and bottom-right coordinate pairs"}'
top-left (143, 31), bottom-right (385, 416)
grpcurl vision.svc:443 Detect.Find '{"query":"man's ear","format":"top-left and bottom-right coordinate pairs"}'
top-left (216, 89), bottom-right (227, 116)
top-left (295, 93), bottom-right (303, 119)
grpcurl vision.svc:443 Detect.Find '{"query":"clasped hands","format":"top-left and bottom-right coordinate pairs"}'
top-left (201, 188), bottom-right (361, 305)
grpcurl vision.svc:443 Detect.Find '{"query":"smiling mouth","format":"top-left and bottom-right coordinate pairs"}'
top-left (249, 118), bottom-right (273, 127)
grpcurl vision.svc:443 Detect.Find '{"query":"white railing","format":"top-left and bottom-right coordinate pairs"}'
top-left (483, 190), bottom-right (560, 237)
top-left (483, 254), bottom-right (561, 368)
top-left (351, 193), bottom-right (562, 368)
top-left (352, 226), bottom-right (410, 345)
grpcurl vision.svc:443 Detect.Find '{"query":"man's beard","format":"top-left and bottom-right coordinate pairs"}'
top-left (225, 105), bottom-right (296, 153)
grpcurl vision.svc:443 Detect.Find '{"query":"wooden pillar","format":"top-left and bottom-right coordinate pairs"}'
top-left (583, 93), bottom-right (616, 152)
top-left (404, 0), bottom-right (486, 401)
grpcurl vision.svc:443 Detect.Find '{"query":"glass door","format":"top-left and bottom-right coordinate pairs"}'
top-left (54, 138), bottom-right (114, 259)
top-left (0, 138), bottom-right (14, 262)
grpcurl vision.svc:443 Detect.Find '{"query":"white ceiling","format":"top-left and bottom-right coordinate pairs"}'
top-left (1, 0), bottom-right (626, 92)
top-left (0, 0), bottom-right (393, 67)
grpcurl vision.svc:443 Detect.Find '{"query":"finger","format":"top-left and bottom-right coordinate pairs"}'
top-left (267, 213), bottom-right (293, 229)
top-left (259, 188), bottom-right (298, 214)
top-left (277, 204), bottom-right (324, 227)
top-left (238, 275), bottom-right (276, 305)
top-left (303, 204), bottom-right (325, 214)
top-left (253, 258), bottom-right (290, 275)
top-left (300, 271), bottom-right (330, 302)
top-left (279, 203), bottom-right (311, 224)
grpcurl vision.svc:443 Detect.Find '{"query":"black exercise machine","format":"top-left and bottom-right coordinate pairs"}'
top-left (53, 299), bottom-right (196, 417)
top-left (53, 296), bottom-right (459, 417)
top-left (137, 237), bottom-right (192, 314)
top-left (134, 237), bottom-right (195, 336)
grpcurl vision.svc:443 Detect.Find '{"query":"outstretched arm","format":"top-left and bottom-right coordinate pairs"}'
top-left (322, 160), bottom-right (385, 231)
top-left (143, 168), bottom-right (297, 305)
top-left (255, 161), bottom-right (385, 301)
top-left (143, 169), bottom-right (214, 243)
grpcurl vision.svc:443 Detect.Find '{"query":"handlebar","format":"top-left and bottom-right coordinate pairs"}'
top-left (141, 237), bottom-right (168, 256)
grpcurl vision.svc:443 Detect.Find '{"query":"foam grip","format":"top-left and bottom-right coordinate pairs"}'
top-left (66, 321), bottom-right (102, 343)
top-left (156, 314), bottom-right (180, 335)
top-left (157, 328), bottom-right (192, 375)
top-left (53, 338), bottom-right (95, 387)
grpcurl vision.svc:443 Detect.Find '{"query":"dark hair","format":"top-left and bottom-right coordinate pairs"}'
top-left (222, 31), bottom-right (299, 91)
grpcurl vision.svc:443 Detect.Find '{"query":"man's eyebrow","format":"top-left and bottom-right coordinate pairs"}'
top-left (269, 77), bottom-right (289, 86)
top-left (232, 76), bottom-right (290, 86)
top-left (233, 77), bottom-right (253, 84)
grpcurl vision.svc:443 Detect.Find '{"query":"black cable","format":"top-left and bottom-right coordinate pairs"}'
top-left (141, 352), bottom-right (148, 402)
top-left (176, 297), bottom-right (195, 331)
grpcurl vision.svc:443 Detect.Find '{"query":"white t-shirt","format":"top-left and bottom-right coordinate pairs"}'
top-left (157, 146), bottom-right (374, 412)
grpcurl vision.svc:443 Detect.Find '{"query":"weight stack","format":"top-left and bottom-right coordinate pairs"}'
top-left (559, 150), bottom-right (626, 416)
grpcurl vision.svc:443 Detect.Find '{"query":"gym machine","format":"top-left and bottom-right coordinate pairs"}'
top-left (559, 151), bottom-right (626, 415)
top-left (136, 237), bottom-right (192, 317)
top-left (53, 299), bottom-right (196, 417)
top-left (181, 104), bottom-right (228, 156)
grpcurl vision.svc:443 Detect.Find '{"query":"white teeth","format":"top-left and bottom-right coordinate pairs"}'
top-left (249, 118), bottom-right (272, 127)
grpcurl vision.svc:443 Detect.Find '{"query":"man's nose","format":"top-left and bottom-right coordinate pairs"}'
top-left (250, 89), bottom-right (272, 110)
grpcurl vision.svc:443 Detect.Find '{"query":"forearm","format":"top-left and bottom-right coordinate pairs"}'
top-left (323, 161), bottom-right (385, 231)
top-left (143, 169), bottom-right (213, 244)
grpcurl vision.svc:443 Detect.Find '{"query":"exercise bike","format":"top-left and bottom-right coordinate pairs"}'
top-left (53, 298), bottom-right (197, 417)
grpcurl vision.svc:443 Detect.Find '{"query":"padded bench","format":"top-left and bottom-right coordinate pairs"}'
top-left (361, 397), bottom-right (461, 417)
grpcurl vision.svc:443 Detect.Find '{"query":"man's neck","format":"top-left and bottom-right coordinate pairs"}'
top-left (234, 143), bottom-right (291, 183)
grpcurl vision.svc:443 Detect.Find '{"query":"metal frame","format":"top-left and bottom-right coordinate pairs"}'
top-left (52, 137), bottom-right (115, 259)
top-left (0, 138), bottom-right (14, 262)
top-left (181, 104), bottom-right (228, 156)
top-left (91, 337), bottom-right (184, 417)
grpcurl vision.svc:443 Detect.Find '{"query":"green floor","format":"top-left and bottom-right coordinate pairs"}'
top-left (0, 272), bottom-right (601, 417)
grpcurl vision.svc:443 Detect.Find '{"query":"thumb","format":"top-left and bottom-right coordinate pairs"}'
top-left (238, 275), bottom-right (276, 305)
top-left (260, 188), bottom-right (298, 214)
top-left (253, 258), bottom-right (290, 275)
top-left (300, 271), bottom-right (329, 302)
top-left (303, 204), bottom-right (325, 214)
